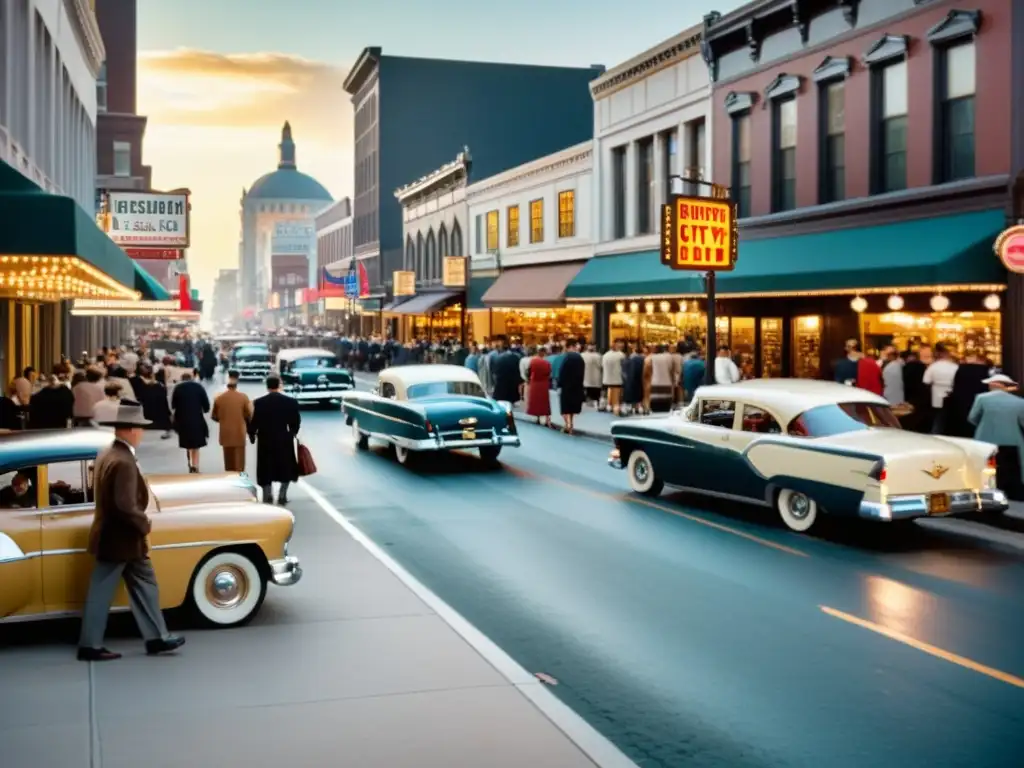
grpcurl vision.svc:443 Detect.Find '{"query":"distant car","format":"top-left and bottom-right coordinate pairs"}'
top-left (276, 348), bottom-right (353, 408)
top-left (341, 364), bottom-right (520, 466)
top-left (231, 342), bottom-right (273, 380)
top-left (607, 379), bottom-right (1009, 534)
top-left (0, 429), bottom-right (301, 629)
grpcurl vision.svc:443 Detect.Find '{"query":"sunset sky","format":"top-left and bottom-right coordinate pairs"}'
top-left (134, 0), bottom-right (741, 308)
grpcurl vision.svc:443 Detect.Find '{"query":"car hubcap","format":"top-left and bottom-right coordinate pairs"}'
top-left (788, 493), bottom-right (811, 520)
top-left (634, 459), bottom-right (649, 482)
top-left (205, 565), bottom-right (248, 609)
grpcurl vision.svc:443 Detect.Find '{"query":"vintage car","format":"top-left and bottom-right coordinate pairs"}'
top-left (230, 342), bottom-right (273, 380)
top-left (608, 379), bottom-right (1008, 534)
top-left (0, 429), bottom-right (301, 628)
top-left (341, 364), bottom-right (520, 465)
top-left (276, 347), bottom-right (354, 407)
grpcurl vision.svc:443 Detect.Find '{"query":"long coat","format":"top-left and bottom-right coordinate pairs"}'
top-left (526, 357), bottom-right (552, 417)
top-left (137, 379), bottom-right (172, 430)
top-left (88, 440), bottom-right (151, 563)
top-left (30, 385), bottom-right (74, 429)
top-left (623, 354), bottom-right (645, 405)
top-left (247, 391), bottom-right (301, 485)
top-left (212, 387), bottom-right (252, 447)
top-left (171, 380), bottom-right (210, 449)
top-left (491, 351), bottom-right (521, 404)
top-left (558, 351), bottom-right (586, 416)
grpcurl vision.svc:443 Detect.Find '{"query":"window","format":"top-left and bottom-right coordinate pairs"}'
top-left (405, 236), bottom-right (414, 271)
top-left (507, 205), bottom-right (520, 247)
top-left (557, 191), bottom-right (575, 238)
top-left (451, 220), bottom-right (463, 256)
top-left (879, 61), bottom-right (908, 192)
top-left (45, 460), bottom-right (88, 506)
top-left (637, 138), bottom-right (654, 234)
top-left (699, 399), bottom-right (736, 429)
top-left (379, 382), bottom-right (397, 399)
top-left (113, 141), bottom-right (131, 177)
top-left (290, 356), bottom-right (339, 370)
top-left (96, 62), bottom-right (107, 113)
top-left (425, 229), bottom-right (437, 280)
top-left (474, 214), bottom-right (483, 253)
top-left (416, 233), bottom-right (424, 273)
top-left (739, 405), bottom-right (782, 434)
top-left (0, 466), bottom-right (40, 509)
top-left (773, 99), bottom-right (797, 212)
top-left (438, 224), bottom-right (449, 258)
top-left (529, 199), bottom-right (544, 243)
top-left (485, 210), bottom-right (499, 251)
top-left (611, 146), bottom-right (626, 238)
top-left (732, 115), bottom-right (752, 218)
top-left (685, 119), bottom-right (706, 195)
top-left (788, 402), bottom-right (901, 437)
top-left (407, 381), bottom-right (485, 399)
top-left (663, 130), bottom-right (677, 201)
top-left (940, 41), bottom-right (975, 181)
top-left (821, 81), bottom-right (845, 202)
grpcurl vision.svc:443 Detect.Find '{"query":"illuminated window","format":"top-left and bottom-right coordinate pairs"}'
top-left (558, 190), bottom-right (575, 238)
top-left (772, 98), bottom-right (797, 212)
top-left (507, 205), bottom-right (520, 247)
top-left (529, 199), bottom-right (543, 243)
top-left (486, 210), bottom-right (499, 251)
top-left (939, 41), bottom-right (975, 181)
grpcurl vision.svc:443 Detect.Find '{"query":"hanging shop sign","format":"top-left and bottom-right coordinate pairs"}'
top-left (393, 270), bottom-right (416, 296)
top-left (994, 225), bottom-right (1024, 274)
top-left (104, 191), bottom-right (190, 248)
top-left (660, 195), bottom-right (737, 271)
top-left (443, 255), bottom-right (467, 288)
top-left (122, 247), bottom-right (181, 260)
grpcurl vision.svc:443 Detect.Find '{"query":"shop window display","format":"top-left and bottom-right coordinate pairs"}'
top-left (860, 311), bottom-right (1001, 366)
top-left (501, 306), bottom-right (593, 346)
top-left (730, 317), bottom-right (756, 379)
top-left (411, 304), bottom-right (464, 341)
top-left (792, 315), bottom-right (822, 379)
top-left (760, 318), bottom-right (783, 378)
top-left (609, 306), bottom-right (707, 348)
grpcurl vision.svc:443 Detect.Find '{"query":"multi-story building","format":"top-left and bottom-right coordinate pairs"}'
top-left (561, 24), bottom-right (714, 349)
top-left (342, 48), bottom-right (604, 327)
top-left (314, 197), bottom-right (355, 329)
top-left (211, 268), bottom-right (239, 329)
top-left (466, 142), bottom-right (594, 345)
top-left (691, 0), bottom-right (1016, 381)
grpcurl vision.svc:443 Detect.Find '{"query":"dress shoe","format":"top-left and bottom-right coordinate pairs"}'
top-left (77, 647), bottom-right (122, 662)
top-left (145, 636), bottom-right (186, 655)
top-left (277, 496), bottom-right (289, 505)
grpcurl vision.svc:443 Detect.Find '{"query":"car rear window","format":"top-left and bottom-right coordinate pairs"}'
top-left (407, 381), bottom-right (485, 399)
top-left (788, 402), bottom-right (902, 437)
top-left (289, 356), bottom-right (339, 369)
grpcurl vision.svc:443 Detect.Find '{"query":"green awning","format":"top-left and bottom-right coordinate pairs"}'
top-left (467, 275), bottom-right (497, 309)
top-left (133, 262), bottom-right (170, 300)
top-left (565, 209), bottom-right (1008, 300)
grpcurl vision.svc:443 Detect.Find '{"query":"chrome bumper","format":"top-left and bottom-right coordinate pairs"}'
top-left (859, 489), bottom-right (1009, 521)
top-left (393, 434), bottom-right (521, 451)
top-left (288, 387), bottom-right (352, 400)
top-left (269, 555), bottom-right (302, 586)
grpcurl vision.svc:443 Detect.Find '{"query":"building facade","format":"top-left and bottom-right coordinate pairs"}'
top-left (563, 24), bottom-right (715, 349)
top-left (342, 48), bottom-right (605, 324)
top-left (211, 268), bottom-right (238, 329)
top-left (314, 198), bottom-right (356, 329)
top-left (466, 142), bottom-right (594, 345)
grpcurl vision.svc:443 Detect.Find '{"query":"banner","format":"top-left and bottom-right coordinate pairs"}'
top-left (178, 273), bottom-right (192, 311)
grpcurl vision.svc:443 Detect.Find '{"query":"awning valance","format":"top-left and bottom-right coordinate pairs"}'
top-left (565, 209), bottom-right (1008, 300)
top-left (134, 263), bottom-right (171, 300)
top-left (481, 261), bottom-right (586, 307)
top-left (390, 290), bottom-right (461, 315)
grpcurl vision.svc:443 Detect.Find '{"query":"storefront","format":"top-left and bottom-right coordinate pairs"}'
top-left (386, 290), bottom-right (465, 342)
top-left (567, 205), bottom-right (1009, 379)
top-left (478, 261), bottom-right (590, 346)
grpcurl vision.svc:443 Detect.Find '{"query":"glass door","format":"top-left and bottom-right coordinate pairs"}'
top-left (760, 318), bottom-right (783, 378)
top-left (792, 315), bottom-right (822, 379)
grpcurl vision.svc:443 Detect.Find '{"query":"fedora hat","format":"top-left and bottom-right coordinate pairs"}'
top-left (982, 373), bottom-right (1017, 387)
top-left (97, 399), bottom-right (152, 428)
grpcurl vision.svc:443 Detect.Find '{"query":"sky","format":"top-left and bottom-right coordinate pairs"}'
top-left (135, 0), bottom-right (745, 308)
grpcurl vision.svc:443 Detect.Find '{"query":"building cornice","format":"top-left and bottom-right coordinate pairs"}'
top-left (591, 26), bottom-right (703, 100)
top-left (343, 47), bottom-right (381, 95)
top-left (394, 150), bottom-right (470, 204)
top-left (467, 143), bottom-right (592, 198)
top-left (66, 0), bottom-right (105, 76)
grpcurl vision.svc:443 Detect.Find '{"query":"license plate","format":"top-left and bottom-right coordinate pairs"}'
top-left (462, 430), bottom-right (476, 440)
top-left (928, 493), bottom-right (950, 515)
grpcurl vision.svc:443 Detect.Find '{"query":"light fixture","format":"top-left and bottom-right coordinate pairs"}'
top-left (644, 301), bottom-right (654, 314)
top-left (850, 295), bottom-right (868, 313)
top-left (887, 294), bottom-right (904, 311)
top-left (929, 293), bottom-right (950, 312)
top-left (679, 300), bottom-right (688, 312)
top-left (629, 301), bottom-right (639, 312)
top-left (983, 293), bottom-right (1001, 311)
top-left (615, 302), bottom-right (625, 313)
top-left (659, 300), bottom-right (670, 312)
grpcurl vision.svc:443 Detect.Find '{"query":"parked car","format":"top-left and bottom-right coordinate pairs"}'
top-left (0, 429), bottom-right (301, 628)
top-left (607, 379), bottom-right (1008, 534)
top-left (341, 364), bottom-right (520, 466)
top-left (230, 343), bottom-right (273, 380)
top-left (276, 348), bottom-right (354, 408)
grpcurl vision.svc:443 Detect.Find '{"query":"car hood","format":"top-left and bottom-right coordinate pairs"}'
top-left (416, 396), bottom-right (507, 431)
top-left (148, 472), bottom-right (258, 511)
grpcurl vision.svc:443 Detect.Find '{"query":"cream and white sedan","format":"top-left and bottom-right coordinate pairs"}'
top-left (608, 379), bottom-right (1009, 533)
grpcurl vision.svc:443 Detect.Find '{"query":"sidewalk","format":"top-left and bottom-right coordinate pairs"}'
top-left (1, 433), bottom-right (634, 768)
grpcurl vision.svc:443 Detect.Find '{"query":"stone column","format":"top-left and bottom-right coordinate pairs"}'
top-left (653, 133), bottom-right (667, 209)
top-left (625, 141), bottom-right (638, 237)
top-left (601, 143), bottom-right (615, 242)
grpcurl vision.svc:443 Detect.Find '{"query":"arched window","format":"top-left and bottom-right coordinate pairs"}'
top-left (425, 229), bottom-right (437, 282)
top-left (439, 224), bottom-right (449, 258)
top-left (416, 232), bottom-right (425, 277)
top-left (450, 219), bottom-right (463, 257)
top-left (405, 236), bottom-right (415, 271)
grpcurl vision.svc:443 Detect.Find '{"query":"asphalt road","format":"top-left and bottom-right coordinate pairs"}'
top-left (267, 384), bottom-right (1024, 767)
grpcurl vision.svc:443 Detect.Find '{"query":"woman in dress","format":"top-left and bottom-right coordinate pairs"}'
top-left (170, 371), bottom-right (210, 472)
top-left (526, 347), bottom-right (553, 427)
top-left (622, 345), bottom-right (645, 415)
top-left (558, 339), bottom-right (586, 434)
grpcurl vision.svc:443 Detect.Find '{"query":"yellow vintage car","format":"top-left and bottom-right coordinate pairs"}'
top-left (0, 429), bottom-right (301, 628)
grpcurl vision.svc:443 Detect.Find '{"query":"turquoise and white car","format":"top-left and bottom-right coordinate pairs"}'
top-left (276, 348), bottom-right (353, 408)
top-left (608, 379), bottom-right (1008, 534)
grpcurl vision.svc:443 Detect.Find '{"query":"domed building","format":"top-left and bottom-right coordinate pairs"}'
top-left (238, 122), bottom-right (333, 321)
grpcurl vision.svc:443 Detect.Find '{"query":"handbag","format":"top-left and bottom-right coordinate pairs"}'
top-left (296, 439), bottom-right (317, 476)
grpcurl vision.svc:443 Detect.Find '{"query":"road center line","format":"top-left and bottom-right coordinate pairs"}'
top-left (820, 605), bottom-right (1024, 689)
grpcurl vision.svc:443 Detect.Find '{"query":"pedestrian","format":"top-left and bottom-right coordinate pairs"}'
top-left (525, 347), bottom-right (553, 427)
top-left (92, 382), bottom-right (124, 427)
top-left (944, 351), bottom-right (990, 437)
top-left (880, 345), bottom-right (904, 405)
top-left (601, 342), bottom-right (626, 415)
top-left (923, 343), bottom-right (958, 434)
top-left (682, 348), bottom-right (706, 400)
top-left (29, 373), bottom-right (74, 428)
top-left (714, 345), bottom-right (740, 385)
top-left (833, 339), bottom-right (861, 385)
top-left (649, 344), bottom-right (680, 413)
top-left (77, 399), bottom-right (184, 662)
top-left (968, 374), bottom-right (1024, 501)
top-left (212, 370), bottom-right (252, 473)
top-left (518, 345), bottom-right (534, 402)
top-left (135, 365), bottom-right (173, 439)
top-left (582, 344), bottom-right (602, 407)
top-left (623, 345), bottom-right (645, 415)
top-left (558, 340), bottom-right (586, 434)
top-left (491, 339), bottom-right (521, 405)
top-left (902, 348), bottom-right (930, 432)
top-left (170, 371), bottom-right (210, 473)
top-left (248, 374), bottom-right (301, 505)
top-left (73, 367), bottom-right (105, 427)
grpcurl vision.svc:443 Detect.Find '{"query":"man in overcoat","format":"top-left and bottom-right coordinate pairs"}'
top-left (248, 374), bottom-right (301, 504)
top-left (77, 400), bottom-right (184, 661)
top-left (212, 370), bottom-right (252, 472)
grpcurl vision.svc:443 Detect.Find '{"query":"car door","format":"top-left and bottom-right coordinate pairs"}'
top-left (671, 398), bottom-right (741, 494)
top-left (0, 466), bottom-right (43, 619)
top-left (725, 403), bottom-right (784, 501)
top-left (38, 459), bottom-right (96, 612)
top-left (375, 382), bottom-right (423, 441)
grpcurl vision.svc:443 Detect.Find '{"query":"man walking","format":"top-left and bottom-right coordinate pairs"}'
top-left (212, 370), bottom-right (252, 472)
top-left (77, 400), bottom-right (184, 661)
top-left (248, 375), bottom-right (301, 504)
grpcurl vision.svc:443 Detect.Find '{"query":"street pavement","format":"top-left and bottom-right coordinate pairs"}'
top-left (339, 372), bottom-right (1024, 766)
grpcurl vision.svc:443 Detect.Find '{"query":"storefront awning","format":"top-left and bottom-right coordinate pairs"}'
top-left (382, 296), bottom-right (411, 312)
top-left (390, 290), bottom-right (461, 315)
top-left (566, 209), bottom-right (1008, 301)
top-left (482, 261), bottom-right (586, 307)
top-left (324, 257), bottom-right (354, 278)
top-left (134, 262), bottom-right (171, 300)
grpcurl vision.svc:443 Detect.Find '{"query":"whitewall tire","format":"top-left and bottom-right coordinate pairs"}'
top-left (627, 449), bottom-right (663, 497)
top-left (353, 419), bottom-right (369, 450)
top-left (189, 551), bottom-right (267, 628)
top-left (776, 489), bottom-right (818, 533)
top-left (394, 445), bottom-right (413, 465)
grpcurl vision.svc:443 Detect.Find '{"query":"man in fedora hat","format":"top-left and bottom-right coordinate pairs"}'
top-left (969, 373), bottom-right (1024, 502)
top-left (77, 399), bottom-right (185, 661)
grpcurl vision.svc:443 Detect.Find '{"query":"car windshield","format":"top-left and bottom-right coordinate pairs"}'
top-left (788, 402), bottom-right (902, 437)
top-left (406, 381), bottom-right (486, 399)
top-left (233, 347), bottom-right (269, 359)
top-left (289, 356), bottom-right (339, 369)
